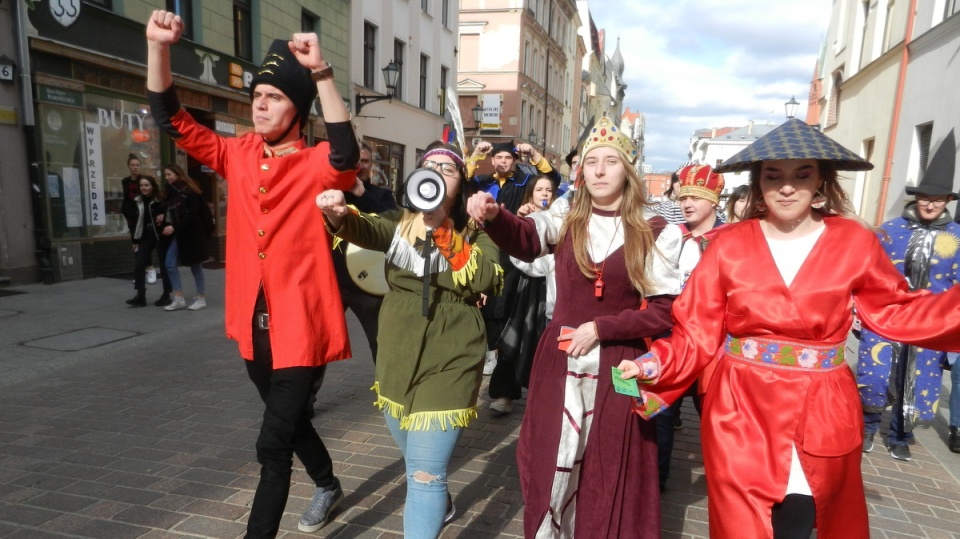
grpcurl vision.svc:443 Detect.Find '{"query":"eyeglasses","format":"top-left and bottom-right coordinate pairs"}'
top-left (916, 197), bottom-right (948, 207)
top-left (422, 160), bottom-right (461, 178)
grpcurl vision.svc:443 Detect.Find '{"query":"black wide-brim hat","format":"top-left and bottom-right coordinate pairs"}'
top-left (249, 39), bottom-right (317, 128)
top-left (905, 129), bottom-right (958, 198)
top-left (714, 119), bottom-right (874, 173)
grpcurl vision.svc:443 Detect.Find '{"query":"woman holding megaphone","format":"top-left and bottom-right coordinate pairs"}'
top-left (317, 142), bottom-right (503, 539)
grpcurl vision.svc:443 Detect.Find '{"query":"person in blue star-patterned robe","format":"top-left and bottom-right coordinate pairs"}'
top-left (857, 197), bottom-right (960, 458)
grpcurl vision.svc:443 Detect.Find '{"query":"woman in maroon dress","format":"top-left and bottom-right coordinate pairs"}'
top-left (467, 117), bottom-right (683, 538)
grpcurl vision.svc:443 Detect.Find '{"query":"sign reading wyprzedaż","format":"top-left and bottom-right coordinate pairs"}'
top-left (83, 122), bottom-right (105, 225)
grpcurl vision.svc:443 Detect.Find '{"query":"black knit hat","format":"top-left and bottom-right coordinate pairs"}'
top-left (249, 39), bottom-right (317, 129)
top-left (491, 141), bottom-right (518, 158)
top-left (906, 129), bottom-right (958, 198)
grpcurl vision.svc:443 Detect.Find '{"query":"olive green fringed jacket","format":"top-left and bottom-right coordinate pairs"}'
top-left (332, 208), bottom-right (503, 431)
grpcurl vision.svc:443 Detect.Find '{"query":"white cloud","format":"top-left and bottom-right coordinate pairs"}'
top-left (587, 0), bottom-right (830, 171)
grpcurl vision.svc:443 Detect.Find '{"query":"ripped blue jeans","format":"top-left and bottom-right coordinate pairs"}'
top-left (383, 411), bottom-right (462, 539)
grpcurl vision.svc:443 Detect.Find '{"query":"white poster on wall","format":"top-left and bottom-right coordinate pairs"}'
top-left (83, 122), bottom-right (105, 225)
top-left (62, 167), bottom-right (83, 228)
top-left (480, 94), bottom-right (503, 132)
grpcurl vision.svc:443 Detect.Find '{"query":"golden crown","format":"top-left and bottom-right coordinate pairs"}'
top-left (581, 117), bottom-right (638, 164)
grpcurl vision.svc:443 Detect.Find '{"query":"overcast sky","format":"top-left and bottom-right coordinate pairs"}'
top-left (587, 0), bottom-right (831, 172)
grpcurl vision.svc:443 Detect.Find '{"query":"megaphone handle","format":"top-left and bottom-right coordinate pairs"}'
top-left (421, 230), bottom-right (433, 317)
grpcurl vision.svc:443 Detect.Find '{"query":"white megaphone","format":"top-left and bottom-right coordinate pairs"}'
top-left (403, 167), bottom-right (447, 213)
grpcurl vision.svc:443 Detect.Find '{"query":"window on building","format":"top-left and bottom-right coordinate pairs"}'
top-left (363, 22), bottom-right (378, 89)
top-left (882, 0), bottom-right (895, 52)
top-left (917, 123), bottom-right (934, 174)
top-left (394, 39), bottom-right (406, 100)
top-left (442, 0), bottom-right (450, 27)
top-left (826, 71), bottom-right (842, 128)
top-left (234, 0), bottom-right (252, 60)
top-left (302, 10), bottom-right (320, 34)
top-left (521, 99), bottom-right (528, 136)
top-left (439, 66), bottom-right (448, 114)
top-left (857, 0), bottom-right (870, 68)
top-left (524, 42), bottom-right (531, 75)
top-left (165, 0), bottom-right (193, 39)
top-left (947, 0), bottom-right (960, 18)
top-left (419, 54), bottom-right (429, 109)
top-left (422, 0), bottom-right (429, 13)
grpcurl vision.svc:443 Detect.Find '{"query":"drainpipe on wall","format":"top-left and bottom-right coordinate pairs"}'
top-left (13, 0), bottom-right (53, 283)
top-left (875, 0), bottom-right (918, 226)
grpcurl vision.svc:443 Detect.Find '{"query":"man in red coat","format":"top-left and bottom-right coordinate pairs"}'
top-left (146, 10), bottom-right (358, 538)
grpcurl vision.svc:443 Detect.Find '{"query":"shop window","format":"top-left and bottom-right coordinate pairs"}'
top-left (38, 94), bottom-right (162, 240)
top-left (366, 138), bottom-right (406, 202)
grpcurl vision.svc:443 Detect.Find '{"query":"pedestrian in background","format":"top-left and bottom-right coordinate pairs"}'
top-left (147, 10), bottom-right (359, 536)
top-left (318, 142), bottom-right (503, 538)
top-left (498, 174), bottom-right (558, 388)
top-left (121, 153), bottom-right (160, 287)
top-left (330, 141), bottom-right (396, 361)
top-left (467, 140), bottom-right (561, 416)
top-left (468, 116), bottom-right (683, 538)
top-left (160, 163), bottom-right (208, 311)
top-left (857, 129), bottom-right (960, 460)
top-left (725, 184), bottom-right (750, 223)
top-left (656, 163), bottom-right (725, 492)
top-left (619, 119), bottom-right (960, 538)
top-left (122, 175), bottom-right (172, 307)
top-left (651, 169), bottom-right (684, 225)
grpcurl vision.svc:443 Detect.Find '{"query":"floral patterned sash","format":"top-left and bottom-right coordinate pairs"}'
top-left (725, 335), bottom-right (845, 371)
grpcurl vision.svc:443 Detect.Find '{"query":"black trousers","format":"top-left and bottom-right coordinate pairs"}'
top-left (656, 384), bottom-right (701, 489)
top-left (133, 233), bottom-right (172, 294)
top-left (244, 291), bottom-right (335, 539)
top-left (771, 494), bottom-right (816, 538)
top-left (340, 283), bottom-right (382, 362)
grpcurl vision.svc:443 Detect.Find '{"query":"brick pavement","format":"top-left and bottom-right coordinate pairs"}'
top-left (0, 273), bottom-right (958, 538)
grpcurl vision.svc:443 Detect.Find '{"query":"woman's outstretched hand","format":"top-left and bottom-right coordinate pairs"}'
top-left (466, 192), bottom-right (501, 224)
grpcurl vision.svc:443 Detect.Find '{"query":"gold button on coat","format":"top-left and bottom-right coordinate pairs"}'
top-left (261, 164), bottom-right (269, 171)
top-left (259, 253), bottom-right (266, 259)
top-left (259, 187), bottom-right (267, 194)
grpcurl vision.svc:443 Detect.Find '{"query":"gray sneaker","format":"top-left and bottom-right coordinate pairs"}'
top-left (862, 433), bottom-right (875, 453)
top-left (298, 478), bottom-right (343, 532)
top-left (889, 444), bottom-right (911, 461)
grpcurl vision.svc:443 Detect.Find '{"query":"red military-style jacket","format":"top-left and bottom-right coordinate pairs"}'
top-left (169, 109), bottom-right (356, 368)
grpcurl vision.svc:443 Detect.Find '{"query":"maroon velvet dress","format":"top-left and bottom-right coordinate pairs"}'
top-left (484, 202), bottom-right (681, 538)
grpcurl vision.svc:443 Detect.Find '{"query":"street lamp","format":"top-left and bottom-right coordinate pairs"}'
top-left (784, 96), bottom-right (800, 120)
top-left (355, 61), bottom-right (401, 115)
top-left (472, 104), bottom-right (483, 126)
top-left (528, 128), bottom-right (538, 146)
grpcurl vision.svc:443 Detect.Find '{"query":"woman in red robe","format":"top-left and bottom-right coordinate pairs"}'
top-left (619, 119), bottom-right (960, 539)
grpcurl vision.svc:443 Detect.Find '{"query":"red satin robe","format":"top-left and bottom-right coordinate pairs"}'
top-left (637, 216), bottom-right (960, 539)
